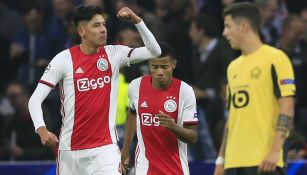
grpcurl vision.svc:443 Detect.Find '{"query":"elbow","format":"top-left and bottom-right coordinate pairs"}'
top-left (189, 133), bottom-right (198, 144)
top-left (151, 45), bottom-right (161, 58)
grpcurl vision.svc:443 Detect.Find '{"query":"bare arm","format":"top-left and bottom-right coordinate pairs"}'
top-left (121, 109), bottom-right (137, 174)
top-left (157, 111), bottom-right (198, 144)
top-left (259, 96), bottom-right (294, 173)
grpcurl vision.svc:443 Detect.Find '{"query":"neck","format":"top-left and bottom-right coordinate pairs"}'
top-left (79, 42), bottom-right (100, 55)
top-left (240, 33), bottom-right (263, 55)
top-left (152, 79), bottom-right (172, 91)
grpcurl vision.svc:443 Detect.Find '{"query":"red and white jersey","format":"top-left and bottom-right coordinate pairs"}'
top-left (129, 76), bottom-right (198, 175)
top-left (40, 45), bottom-right (134, 150)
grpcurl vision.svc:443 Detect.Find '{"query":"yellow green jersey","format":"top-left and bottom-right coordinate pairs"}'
top-left (225, 44), bottom-right (296, 169)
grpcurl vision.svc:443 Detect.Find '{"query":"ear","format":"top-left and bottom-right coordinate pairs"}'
top-left (172, 59), bottom-right (177, 69)
top-left (241, 20), bottom-right (249, 33)
top-left (77, 26), bottom-right (85, 37)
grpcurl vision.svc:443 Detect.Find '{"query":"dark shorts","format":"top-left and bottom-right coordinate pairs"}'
top-left (225, 166), bottom-right (287, 175)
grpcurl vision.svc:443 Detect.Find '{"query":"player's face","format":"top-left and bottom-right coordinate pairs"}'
top-left (223, 15), bottom-right (242, 50)
top-left (149, 56), bottom-right (176, 89)
top-left (78, 14), bottom-right (107, 46)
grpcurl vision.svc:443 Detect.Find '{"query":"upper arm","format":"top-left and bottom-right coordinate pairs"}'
top-left (278, 96), bottom-right (295, 117)
top-left (181, 83), bottom-right (198, 125)
top-left (128, 78), bottom-right (141, 111)
top-left (39, 51), bottom-right (68, 87)
top-left (271, 51), bottom-right (296, 98)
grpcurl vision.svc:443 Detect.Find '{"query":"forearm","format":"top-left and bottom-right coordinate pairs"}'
top-left (129, 21), bottom-right (161, 64)
top-left (171, 125), bottom-right (198, 144)
top-left (122, 111), bottom-right (136, 151)
top-left (28, 84), bottom-right (52, 132)
top-left (270, 97), bottom-right (294, 153)
top-left (218, 123), bottom-right (228, 157)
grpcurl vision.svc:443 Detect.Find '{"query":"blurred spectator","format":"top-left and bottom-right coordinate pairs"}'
top-left (165, 0), bottom-right (196, 82)
top-left (3, 81), bottom-right (54, 160)
top-left (255, 0), bottom-right (280, 46)
top-left (47, 0), bottom-right (75, 54)
top-left (277, 15), bottom-right (307, 141)
top-left (0, 2), bottom-right (22, 39)
top-left (187, 14), bottom-right (235, 160)
top-left (10, 2), bottom-right (52, 86)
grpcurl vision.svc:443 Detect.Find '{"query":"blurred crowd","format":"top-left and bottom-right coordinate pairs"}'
top-left (0, 0), bottom-right (306, 161)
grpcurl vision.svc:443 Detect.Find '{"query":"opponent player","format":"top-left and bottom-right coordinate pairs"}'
top-left (214, 2), bottom-right (295, 175)
top-left (28, 4), bottom-right (161, 175)
top-left (121, 43), bottom-right (198, 175)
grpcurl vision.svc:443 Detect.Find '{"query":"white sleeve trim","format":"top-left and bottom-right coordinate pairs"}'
top-left (28, 83), bottom-right (52, 132)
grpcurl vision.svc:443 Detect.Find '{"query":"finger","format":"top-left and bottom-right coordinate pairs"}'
top-left (159, 110), bottom-right (166, 115)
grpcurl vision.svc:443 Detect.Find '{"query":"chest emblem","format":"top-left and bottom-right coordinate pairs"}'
top-left (164, 96), bottom-right (177, 113)
top-left (250, 67), bottom-right (261, 79)
top-left (97, 57), bottom-right (109, 71)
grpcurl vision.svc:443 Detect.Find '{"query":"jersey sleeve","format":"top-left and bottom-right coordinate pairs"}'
top-left (111, 21), bottom-right (161, 67)
top-left (271, 51), bottom-right (296, 98)
top-left (180, 82), bottom-right (198, 125)
top-left (128, 78), bottom-right (141, 111)
top-left (39, 50), bottom-right (68, 87)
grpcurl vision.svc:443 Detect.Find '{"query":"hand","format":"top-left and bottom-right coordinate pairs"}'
top-left (156, 110), bottom-right (177, 130)
top-left (8, 144), bottom-right (23, 157)
top-left (117, 7), bottom-right (142, 24)
top-left (214, 164), bottom-right (225, 175)
top-left (37, 126), bottom-right (59, 148)
top-left (258, 150), bottom-right (280, 173)
top-left (121, 148), bottom-right (130, 175)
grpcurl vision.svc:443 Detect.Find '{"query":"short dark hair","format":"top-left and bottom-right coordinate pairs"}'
top-left (72, 4), bottom-right (104, 27)
top-left (158, 42), bottom-right (175, 60)
top-left (223, 2), bottom-right (261, 33)
top-left (194, 14), bottom-right (220, 38)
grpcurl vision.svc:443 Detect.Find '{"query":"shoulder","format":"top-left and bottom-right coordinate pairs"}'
top-left (179, 80), bottom-right (194, 97)
top-left (128, 77), bottom-right (142, 91)
top-left (104, 44), bottom-right (130, 53)
top-left (51, 49), bottom-right (71, 64)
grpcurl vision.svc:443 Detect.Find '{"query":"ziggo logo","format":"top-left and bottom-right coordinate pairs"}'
top-left (77, 76), bottom-right (111, 92)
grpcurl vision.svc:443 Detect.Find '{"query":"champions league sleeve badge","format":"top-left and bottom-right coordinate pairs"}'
top-left (97, 57), bottom-right (109, 71)
top-left (164, 96), bottom-right (177, 113)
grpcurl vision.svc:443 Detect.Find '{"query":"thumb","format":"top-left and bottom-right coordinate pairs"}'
top-left (159, 110), bottom-right (166, 115)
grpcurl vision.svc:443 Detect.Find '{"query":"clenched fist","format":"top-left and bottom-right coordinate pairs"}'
top-left (117, 7), bottom-right (142, 24)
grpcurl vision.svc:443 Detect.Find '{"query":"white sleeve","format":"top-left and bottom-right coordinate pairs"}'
top-left (181, 83), bottom-right (198, 125)
top-left (39, 50), bottom-right (68, 87)
top-left (128, 78), bottom-right (141, 110)
top-left (28, 83), bottom-right (52, 132)
top-left (120, 21), bottom-right (161, 67)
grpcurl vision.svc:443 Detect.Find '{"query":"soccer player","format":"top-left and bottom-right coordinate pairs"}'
top-left (28, 5), bottom-right (161, 175)
top-left (121, 43), bottom-right (198, 175)
top-left (214, 2), bottom-right (295, 175)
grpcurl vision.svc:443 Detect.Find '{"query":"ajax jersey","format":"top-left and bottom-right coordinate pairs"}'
top-left (40, 45), bottom-right (133, 150)
top-left (129, 76), bottom-right (198, 175)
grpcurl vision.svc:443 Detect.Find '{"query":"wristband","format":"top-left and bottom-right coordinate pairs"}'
top-left (215, 157), bottom-right (225, 165)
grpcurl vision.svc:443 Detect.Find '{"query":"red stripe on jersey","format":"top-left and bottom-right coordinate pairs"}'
top-left (127, 48), bottom-right (135, 57)
top-left (69, 46), bottom-right (113, 150)
top-left (183, 121), bottom-right (198, 125)
top-left (138, 76), bottom-right (184, 175)
top-left (39, 80), bottom-right (55, 88)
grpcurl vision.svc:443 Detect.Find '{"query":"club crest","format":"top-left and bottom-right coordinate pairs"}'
top-left (164, 99), bottom-right (177, 113)
top-left (97, 57), bottom-right (108, 71)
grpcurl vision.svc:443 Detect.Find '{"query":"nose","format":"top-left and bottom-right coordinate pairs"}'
top-left (222, 28), bottom-right (227, 37)
top-left (156, 68), bottom-right (164, 76)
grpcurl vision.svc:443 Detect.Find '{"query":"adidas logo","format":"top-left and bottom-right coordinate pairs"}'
top-left (75, 67), bottom-right (84, 74)
top-left (140, 101), bottom-right (148, 108)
